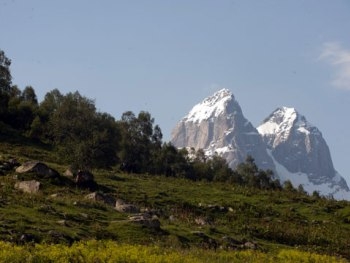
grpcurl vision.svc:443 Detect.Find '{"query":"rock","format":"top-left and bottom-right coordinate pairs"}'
top-left (63, 167), bottom-right (74, 177)
top-left (57, 220), bottom-right (67, 226)
top-left (195, 217), bottom-right (208, 226)
top-left (85, 192), bottom-right (116, 206)
top-left (243, 241), bottom-right (258, 250)
top-left (15, 161), bottom-right (59, 178)
top-left (19, 233), bottom-right (37, 243)
top-left (0, 158), bottom-right (20, 173)
top-left (80, 213), bottom-right (88, 219)
top-left (115, 199), bottom-right (140, 213)
top-left (15, 180), bottom-right (40, 193)
top-left (221, 236), bottom-right (242, 249)
top-left (129, 213), bottom-right (161, 229)
top-left (75, 170), bottom-right (94, 185)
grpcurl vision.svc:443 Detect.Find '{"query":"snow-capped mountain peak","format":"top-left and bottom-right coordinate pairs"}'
top-left (184, 89), bottom-right (236, 123)
top-left (258, 107), bottom-right (349, 198)
top-left (171, 89), bottom-right (275, 171)
top-left (257, 107), bottom-right (320, 147)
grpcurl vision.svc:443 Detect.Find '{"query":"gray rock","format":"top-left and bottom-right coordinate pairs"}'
top-left (129, 213), bottom-right (161, 229)
top-left (85, 192), bottom-right (116, 206)
top-left (75, 170), bottom-right (96, 189)
top-left (15, 161), bottom-right (59, 178)
top-left (15, 180), bottom-right (40, 193)
top-left (115, 199), bottom-right (140, 213)
top-left (195, 217), bottom-right (209, 226)
top-left (243, 241), bottom-right (258, 250)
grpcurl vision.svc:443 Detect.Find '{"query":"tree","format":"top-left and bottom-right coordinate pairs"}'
top-left (234, 156), bottom-right (280, 189)
top-left (49, 91), bottom-right (119, 170)
top-left (21, 86), bottom-right (38, 104)
top-left (151, 143), bottom-right (192, 177)
top-left (298, 184), bottom-right (307, 195)
top-left (118, 111), bottom-right (163, 174)
top-left (0, 49), bottom-right (12, 93)
top-left (34, 89), bottom-right (64, 141)
top-left (2, 85), bottom-right (38, 131)
top-left (0, 50), bottom-right (12, 122)
top-left (283, 180), bottom-right (296, 192)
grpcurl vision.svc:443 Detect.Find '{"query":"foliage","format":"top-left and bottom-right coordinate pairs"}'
top-left (118, 111), bottom-right (162, 173)
top-left (40, 91), bottom-right (120, 170)
top-left (0, 240), bottom-right (346, 263)
top-left (234, 156), bottom-right (282, 190)
top-left (0, 49), bottom-right (12, 121)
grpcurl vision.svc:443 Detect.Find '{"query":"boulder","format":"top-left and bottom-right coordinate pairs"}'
top-left (129, 213), bottom-right (161, 229)
top-left (115, 199), bottom-right (140, 213)
top-left (15, 161), bottom-right (59, 178)
top-left (75, 170), bottom-right (96, 189)
top-left (0, 158), bottom-right (20, 174)
top-left (15, 180), bottom-right (40, 193)
top-left (195, 217), bottom-right (209, 226)
top-left (85, 192), bottom-right (116, 206)
top-left (75, 170), bottom-right (94, 184)
top-left (243, 241), bottom-right (258, 250)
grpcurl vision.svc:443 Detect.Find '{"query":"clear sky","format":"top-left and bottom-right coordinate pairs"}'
top-left (1, 1), bottom-right (350, 182)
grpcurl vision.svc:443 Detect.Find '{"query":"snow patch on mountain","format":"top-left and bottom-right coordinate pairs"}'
top-left (267, 150), bottom-right (350, 200)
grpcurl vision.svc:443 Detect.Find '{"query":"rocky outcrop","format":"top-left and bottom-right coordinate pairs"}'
top-left (171, 89), bottom-right (275, 171)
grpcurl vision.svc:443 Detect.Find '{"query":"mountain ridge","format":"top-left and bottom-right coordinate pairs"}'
top-left (171, 89), bottom-right (350, 200)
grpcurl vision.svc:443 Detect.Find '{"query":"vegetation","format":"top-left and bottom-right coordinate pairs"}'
top-left (0, 240), bottom-right (346, 263)
top-left (1, 49), bottom-right (350, 262)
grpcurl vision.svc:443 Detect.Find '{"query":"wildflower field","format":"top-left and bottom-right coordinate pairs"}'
top-left (0, 240), bottom-right (346, 263)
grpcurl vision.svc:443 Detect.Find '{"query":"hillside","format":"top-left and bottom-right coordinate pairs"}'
top-left (0, 139), bottom-right (349, 261)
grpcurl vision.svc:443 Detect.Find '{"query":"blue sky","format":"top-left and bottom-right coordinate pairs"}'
top-left (1, 1), bottom-right (350, 182)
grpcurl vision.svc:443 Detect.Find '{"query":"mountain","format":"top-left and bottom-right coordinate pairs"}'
top-left (258, 107), bottom-right (350, 199)
top-left (171, 89), bottom-right (275, 171)
top-left (171, 89), bottom-right (350, 200)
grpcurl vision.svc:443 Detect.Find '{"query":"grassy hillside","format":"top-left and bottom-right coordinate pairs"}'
top-left (0, 139), bottom-right (349, 262)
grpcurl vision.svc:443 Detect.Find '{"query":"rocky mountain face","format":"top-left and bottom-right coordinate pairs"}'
top-left (171, 89), bottom-right (275, 171)
top-left (257, 107), bottom-right (349, 199)
top-left (171, 89), bottom-right (350, 200)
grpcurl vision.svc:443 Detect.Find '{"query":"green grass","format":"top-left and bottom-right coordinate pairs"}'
top-left (0, 140), bottom-right (349, 261)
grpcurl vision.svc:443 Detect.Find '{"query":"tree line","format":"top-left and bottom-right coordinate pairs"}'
top-left (1, 49), bottom-right (306, 192)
